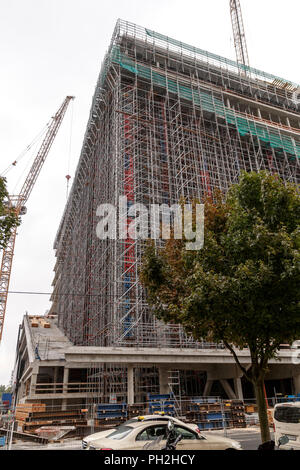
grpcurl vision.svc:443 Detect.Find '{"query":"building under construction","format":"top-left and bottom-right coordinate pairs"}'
top-left (46, 20), bottom-right (300, 406)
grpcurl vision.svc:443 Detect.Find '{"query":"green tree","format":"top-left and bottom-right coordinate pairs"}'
top-left (140, 171), bottom-right (300, 443)
top-left (0, 177), bottom-right (20, 249)
top-left (0, 384), bottom-right (11, 394)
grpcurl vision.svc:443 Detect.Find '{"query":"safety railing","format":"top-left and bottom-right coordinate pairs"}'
top-left (32, 382), bottom-right (100, 394)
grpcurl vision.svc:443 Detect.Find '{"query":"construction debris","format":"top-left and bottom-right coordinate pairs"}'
top-left (35, 426), bottom-right (76, 441)
top-left (0, 428), bottom-right (48, 444)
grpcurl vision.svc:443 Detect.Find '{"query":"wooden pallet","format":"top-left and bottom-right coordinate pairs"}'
top-left (20, 409), bottom-right (86, 420)
top-left (40, 319), bottom-right (51, 328)
top-left (28, 316), bottom-right (51, 328)
top-left (16, 403), bottom-right (46, 413)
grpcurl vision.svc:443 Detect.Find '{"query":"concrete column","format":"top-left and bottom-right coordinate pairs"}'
top-left (293, 374), bottom-right (300, 395)
top-left (234, 377), bottom-right (244, 400)
top-left (29, 365), bottom-right (39, 395)
top-left (61, 367), bottom-right (69, 410)
top-left (220, 379), bottom-right (236, 399)
top-left (286, 117), bottom-right (291, 128)
top-left (29, 374), bottom-right (37, 396)
top-left (159, 367), bottom-right (170, 395)
top-left (19, 381), bottom-right (25, 399)
top-left (127, 365), bottom-right (134, 405)
top-left (203, 379), bottom-right (213, 397)
top-left (257, 107), bottom-right (262, 119)
top-left (53, 366), bottom-right (58, 393)
top-left (63, 367), bottom-right (69, 393)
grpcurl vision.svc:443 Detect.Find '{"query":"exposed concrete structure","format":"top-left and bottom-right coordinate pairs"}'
top-left (12, 314), bottom-right (300, 407)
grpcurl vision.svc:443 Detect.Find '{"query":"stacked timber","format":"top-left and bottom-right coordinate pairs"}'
top-left (186, 399), bottom-right (246, 430)
top-left (229, 400), bottom-right (246, 428)
top-left (245, 404), bottom-right (257, 413)
top-left (15, 404), bottom-right (88, 433)
top-left (30, 318), bottom-right (39, 328)
top-left (40, 319), bottom-right (50, 328)
top-left (127, 403), bottom-right (146, 419)
top-left (28, 316), bottom-right (51, 328)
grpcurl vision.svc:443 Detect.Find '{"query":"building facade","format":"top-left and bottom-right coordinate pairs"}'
top-left (48, 20), bottom-right (300, 403)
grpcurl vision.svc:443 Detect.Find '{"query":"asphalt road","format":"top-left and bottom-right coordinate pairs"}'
top-left (213, 428), bottom-right (274, 450)
top-left (4, 427), bottom-right (271, 450)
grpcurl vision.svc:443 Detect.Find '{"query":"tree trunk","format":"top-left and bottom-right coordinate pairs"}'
top-left (253, 378), bottom-right (271, 443)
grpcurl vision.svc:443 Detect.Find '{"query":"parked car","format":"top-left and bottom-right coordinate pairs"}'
top-left (82, 415), bottom-right (242, 450)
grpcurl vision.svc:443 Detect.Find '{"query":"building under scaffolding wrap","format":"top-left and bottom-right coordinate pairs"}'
top-left (50, 20), bottom-right (300, 405)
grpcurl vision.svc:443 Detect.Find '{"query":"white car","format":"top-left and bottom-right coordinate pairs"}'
top-left (82, 415), bottom-right (242, 450)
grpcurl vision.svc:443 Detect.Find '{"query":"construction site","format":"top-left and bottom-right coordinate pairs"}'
top-left (1, 4), bottom-right (300, 448)
top-left (50, 17), bottom-right (300, 403)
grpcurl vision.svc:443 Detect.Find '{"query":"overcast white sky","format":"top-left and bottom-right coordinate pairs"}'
top-left (0, 0), bottom-right (299, 385)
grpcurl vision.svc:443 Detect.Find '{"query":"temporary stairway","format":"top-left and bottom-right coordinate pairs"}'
top-left (167, 370), bottom-right (182, 416)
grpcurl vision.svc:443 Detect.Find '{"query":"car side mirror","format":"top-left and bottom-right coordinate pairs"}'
top-left (278, 435), bottom-right (289, 447)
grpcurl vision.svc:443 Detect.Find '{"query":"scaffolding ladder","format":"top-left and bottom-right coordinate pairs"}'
top-left (168, 370), bottom-right (182, 416)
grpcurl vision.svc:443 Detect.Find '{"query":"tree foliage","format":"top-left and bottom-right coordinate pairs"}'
top-left (140, 171), bottom-right (300, 442)
top-left (0, 384), bottom-right (11, 394)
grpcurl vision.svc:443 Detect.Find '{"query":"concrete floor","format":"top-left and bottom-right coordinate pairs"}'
top-left (1, 438), bottom-right (82, 450)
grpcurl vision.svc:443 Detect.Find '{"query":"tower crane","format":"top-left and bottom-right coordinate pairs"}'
top-left (229, 0), bottom-right (250, 70)
top-left (0, 95), bottom-right (74, 342)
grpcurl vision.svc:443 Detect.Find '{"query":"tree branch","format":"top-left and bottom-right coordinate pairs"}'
top-left (223, 340), bottom-right (252, 382)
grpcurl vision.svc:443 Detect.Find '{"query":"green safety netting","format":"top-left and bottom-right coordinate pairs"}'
top-left (145, 29), bottom-right (299, 89)
top-left (110, 46), bottom-right (300, 158)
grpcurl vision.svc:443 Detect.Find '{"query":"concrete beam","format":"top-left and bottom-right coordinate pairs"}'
top-left (266, 364), bottom-right (298, 380)
top-left (23, 317), bottom-right (35, 364)
top-left (207, 364), bottom-right (248, 381)
top-left (28, 392), bottom-right (96, 400)
top-left (64, 346), bottom-right (296, 366)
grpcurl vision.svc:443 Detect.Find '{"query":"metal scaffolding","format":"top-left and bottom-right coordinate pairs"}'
top-left (50, 20), bottom-right (300, 402)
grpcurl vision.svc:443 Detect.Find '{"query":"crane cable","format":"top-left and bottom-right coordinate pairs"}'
top-left (66, 98), bottom-right (74, 199)
top-left (0, 123), bottom-right (50, 178)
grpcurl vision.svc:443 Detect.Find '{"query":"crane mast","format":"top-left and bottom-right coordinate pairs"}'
top-left (229, 0), bottom-right (250, 70)
top-left (0, 95), bottom-right (74, 342)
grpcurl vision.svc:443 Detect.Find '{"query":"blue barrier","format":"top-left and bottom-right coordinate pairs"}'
top-left (96, 403), bottom-right (127, 420)
top-left (0, 436), bottom-right (6, 447)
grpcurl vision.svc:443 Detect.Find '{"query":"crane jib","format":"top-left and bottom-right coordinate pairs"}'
top-left (0, 96), bottom-right (74, 343)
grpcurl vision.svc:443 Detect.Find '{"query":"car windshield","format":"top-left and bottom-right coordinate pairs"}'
top-left (106, 425), bottom-right (134, 440)
top-left (274, 406), bottom-right (300, 424)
